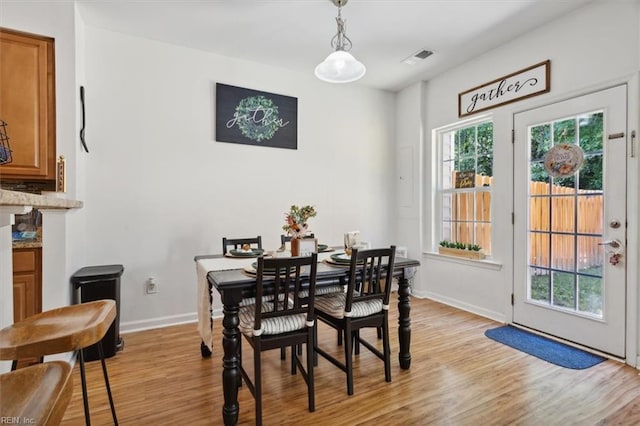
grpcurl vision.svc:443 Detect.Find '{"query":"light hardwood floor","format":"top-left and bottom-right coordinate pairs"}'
top-left (60, 297), bottom-right (640, 425)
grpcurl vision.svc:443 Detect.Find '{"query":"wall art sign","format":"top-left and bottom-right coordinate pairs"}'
top-left (458, 60), bottom-right (550, 117)
top-left (215, 83), bottom-right (297, 149)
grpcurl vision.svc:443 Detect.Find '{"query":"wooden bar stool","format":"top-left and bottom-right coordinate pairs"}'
top-left (0, 300), bottom-right (119, 425)
top-left (0, 361), bottom-right (73, 425)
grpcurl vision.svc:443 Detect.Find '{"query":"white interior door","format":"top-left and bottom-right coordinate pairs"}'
top-left (513, 85), bottom-right (627, 357)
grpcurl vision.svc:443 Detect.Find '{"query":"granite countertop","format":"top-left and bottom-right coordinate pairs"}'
top-left (0, 189), bottom-right (83, 209)
top-left (13, 240), bottom-right (42, 249)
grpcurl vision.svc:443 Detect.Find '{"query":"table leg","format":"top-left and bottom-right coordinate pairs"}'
top-left (221, 291), bottom-right (242, 426)
top-left (397, 269), bottom-right (412, 369)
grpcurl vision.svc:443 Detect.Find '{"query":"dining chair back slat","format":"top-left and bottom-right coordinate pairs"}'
top-left (222, 236), bottom-right (262, 254)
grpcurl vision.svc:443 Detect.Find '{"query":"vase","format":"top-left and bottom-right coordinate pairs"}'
top-left (290, 237), bottom-right (300, 257)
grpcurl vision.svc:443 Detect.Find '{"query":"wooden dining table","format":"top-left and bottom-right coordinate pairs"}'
top-left (194, 250), bottom-right (420, 426)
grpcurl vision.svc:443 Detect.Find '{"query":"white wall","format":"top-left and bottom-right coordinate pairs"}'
top-left (81, 27), bottom-right (396, 330)
top-left (397, 0), bottom-right (640, 362)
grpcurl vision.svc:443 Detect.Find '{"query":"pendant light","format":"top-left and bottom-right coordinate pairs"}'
top-left (314, 0), bottom-right (366, 84)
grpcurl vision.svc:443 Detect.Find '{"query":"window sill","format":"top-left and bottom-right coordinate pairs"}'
top-left (424, 251), bottom-right (503, 271)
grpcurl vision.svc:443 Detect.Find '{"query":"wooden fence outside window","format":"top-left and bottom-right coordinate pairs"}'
top-left (446, 175), bottom-right (603, 267)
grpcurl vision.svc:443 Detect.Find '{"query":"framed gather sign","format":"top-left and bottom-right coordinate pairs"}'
top-left (215, 83), bottom-right (298, 149)
top-left (458, 60), bottom-right (550, 117)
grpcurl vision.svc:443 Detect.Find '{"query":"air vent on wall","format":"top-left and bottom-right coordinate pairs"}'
top-left (402, 49), bottom-right (434, 65)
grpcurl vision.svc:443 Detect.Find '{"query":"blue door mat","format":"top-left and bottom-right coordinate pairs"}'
top-left (485, 325), bottom-right (606, 369)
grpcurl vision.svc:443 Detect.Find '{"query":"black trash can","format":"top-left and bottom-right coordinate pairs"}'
top-left (71, 264), bottom-right (124, 361)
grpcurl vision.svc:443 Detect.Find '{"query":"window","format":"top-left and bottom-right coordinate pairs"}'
top-left (436, 118), bottom-right (494, 255)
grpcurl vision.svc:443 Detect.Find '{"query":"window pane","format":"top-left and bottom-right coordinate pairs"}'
top-left (529, 197), bottom-right (550, 231)
top-left (579, 112), bottom-right (603, 153)
top-left (442, 160), bottom-right (455, 190)
top-left (552, 271), bottom-right (576, 309)
top-left (578, 273), bottom-right (602, 316)
top-left (551, 196), bottom-right (575, 232)
top-left (458, 127), bottom-right (476, 157)
top-left (456, 158), bottom-right (475, 173)
top-left (475, 223), bottom-right (491, 253)
top-left (554, 118), bottom-right (576, 144)
top-left (530, 124), bottom-right (551, 162)
top-left (477, 155), bottom-right (493, 180)
top-left (442, 131), bottom-right (455, 161)
top-left (552, 234), bottom-right (575, 272)
top-left (477, 122), bottom-right (493, 155)
top-left (475, 191), bottom-right (491, 222)
top-left (578, 154), bottom-right (602, 192)
top-left (577, 194), bottom-right (603, 235)
top-left (530, 267), bottom-right (550, 302)
top-left (442, 222), bottom-right (452, 242)
top-left (442, 193), bottom-right (453, 223)
top-left (577, 236), bottom-right (603, 274)
top-left (455, 192), bottom-right (474, 221)
top-left (456, 222), bottom-right (474, 245)
top-left (530, 232), bottom-right (549, 268)
top-left (530, 162), bottom-right (549, 187)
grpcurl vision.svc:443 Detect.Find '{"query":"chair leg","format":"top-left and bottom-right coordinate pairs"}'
top-left (291, 345), bottom-right (297, 375)
top-left (280, 347), bottom-right (286, 360)
top-left (313, 326), bottom-right (318, 367)
top-left (78, 349), bottom-right (92, 426)
top-left (97, 341), bottom-right (119, 425)
top-left (307, 328), bottom-right (315, 412)
top-left (344, 323), bottom-right (354, 396)
top-left (383, 320), bottom-right (391, 383)
top-left (354, 330), bottom-right (360, 355)
top-left (254, 342), bottom-right (262, 426)
top-left (337, 330), bottom-right (343, 346)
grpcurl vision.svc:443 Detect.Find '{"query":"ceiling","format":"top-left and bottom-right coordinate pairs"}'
top-left (76, 0), bottom-right (594, 92)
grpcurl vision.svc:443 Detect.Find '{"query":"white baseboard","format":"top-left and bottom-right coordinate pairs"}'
top-left (415, 290), bottom-right (507, 324)
top-left (120, 308), bottom-right (224, 334)
top-left (122, 312), bottom-right (196, 334)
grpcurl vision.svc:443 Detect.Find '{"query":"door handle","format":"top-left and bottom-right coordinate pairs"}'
top-left (599, 239), bottom-right (622, 249)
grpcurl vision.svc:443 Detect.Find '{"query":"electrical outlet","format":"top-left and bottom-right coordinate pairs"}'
top-left (146, 277), bottom-right (157, 294)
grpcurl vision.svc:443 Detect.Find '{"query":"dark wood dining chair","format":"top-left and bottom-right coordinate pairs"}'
top-left (314, 245), bottom-right (396, 395)
top-left (238, 253), bottom-right (318, 425)
top-left (222, 236), bottom-right (262, 255)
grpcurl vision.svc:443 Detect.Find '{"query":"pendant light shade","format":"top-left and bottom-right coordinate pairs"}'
top-left (314, 50), bottom-right (366, 83)
top-left (315, 0), bottom-right (365, 84)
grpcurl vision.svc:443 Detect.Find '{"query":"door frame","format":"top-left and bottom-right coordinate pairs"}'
top-left (507, 73), bottom-right (639, 366)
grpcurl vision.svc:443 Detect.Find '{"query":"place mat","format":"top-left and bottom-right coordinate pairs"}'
top-left (225, 248), bottom-right (265, 258)
top-left (318, 244), bottom-right (332, 253)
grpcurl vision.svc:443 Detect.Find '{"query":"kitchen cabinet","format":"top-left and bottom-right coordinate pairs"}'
top-left (12, 247), bottom-right (42, 322)
top-left (0, 28), bottom-right (56, 181)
